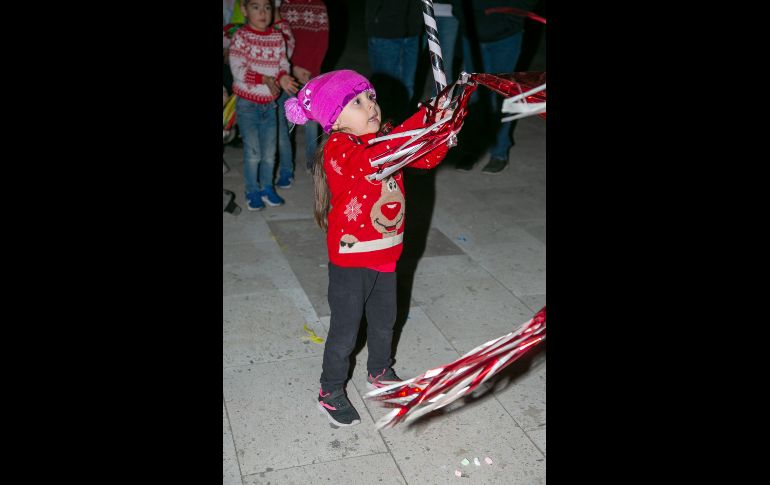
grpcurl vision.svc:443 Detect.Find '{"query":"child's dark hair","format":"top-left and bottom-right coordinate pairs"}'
top-left (313, 134), bottom-right (332, 231)
top-left (245, 0), bottom-right (275, 6)
top-left (242, 0), bottom-right (276, 15)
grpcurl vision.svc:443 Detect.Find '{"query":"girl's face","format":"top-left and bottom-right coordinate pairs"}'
top-left (241, 0), bottom-right (272, 31)
top-left (334, 90), bottom-right (381, 136)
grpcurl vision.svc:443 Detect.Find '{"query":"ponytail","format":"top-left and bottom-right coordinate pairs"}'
top-left (313, 135), bottom-right (332, 231)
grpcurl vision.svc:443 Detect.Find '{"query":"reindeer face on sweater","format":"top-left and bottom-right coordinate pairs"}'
top-left (370, 177), bottom-right (405, 238)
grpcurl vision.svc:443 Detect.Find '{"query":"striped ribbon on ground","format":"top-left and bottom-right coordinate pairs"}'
top-left (421, 0), bottom-right (447, 93)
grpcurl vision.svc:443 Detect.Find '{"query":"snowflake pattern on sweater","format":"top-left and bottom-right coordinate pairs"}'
top-left (229, 22), bottom-right (295, 104)
top-left (344, 197), bottom-right (363, 221)
top-left (281, 2), bottom-right (328, 32)
top-left (279, 0), bottom-right (329, 76)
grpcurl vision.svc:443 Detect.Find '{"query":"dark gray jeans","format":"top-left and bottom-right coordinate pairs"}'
top-left (320, 262), bottom-right (397, 392)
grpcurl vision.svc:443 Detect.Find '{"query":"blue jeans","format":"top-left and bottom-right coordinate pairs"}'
top-left (368, 36), bottom-right (419, 116)
top-left (276, 91), bottom-right (294, 181)
top-left (278, 91), bottom-right (319, 173)
top-left (463, 33), bottom-right (523, 160)
top-left (236, 97), bottom-right (278, 196)
top-left (302, 122), bottom-right (319, 171)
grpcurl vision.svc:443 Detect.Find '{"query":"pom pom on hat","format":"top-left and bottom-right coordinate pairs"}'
top-left (284, 97), bottom-right (308, 125)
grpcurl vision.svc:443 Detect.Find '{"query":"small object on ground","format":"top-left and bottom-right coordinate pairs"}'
top-left (473, 457), bottom-right (481, 466)
top-left (302, 324), bottom-right (325, 344)
top-left (484, 457), bottom-right (493, 465)
top-left (223, 189), bottom-right (241, 215)
top-left (460, 458), bottom-right (470, 466)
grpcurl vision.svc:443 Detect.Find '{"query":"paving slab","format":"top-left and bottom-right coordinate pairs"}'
top-left (224, 402), bottom-right (244, 485)
top-left (223, 357), bottom-right (389, 476)
top-left (223, 292), bottom-right (324, 367)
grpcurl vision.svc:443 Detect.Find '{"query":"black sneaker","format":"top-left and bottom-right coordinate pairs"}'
top-left (481, 157), bottom-right (509, 174)
top-left (317, 388), bottom-right (361, 427)
top-left (367, 368), bottom-right (402, 390)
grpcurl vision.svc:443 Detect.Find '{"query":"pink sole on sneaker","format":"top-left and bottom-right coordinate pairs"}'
top-left (316, 401), bottom-right (360, 427)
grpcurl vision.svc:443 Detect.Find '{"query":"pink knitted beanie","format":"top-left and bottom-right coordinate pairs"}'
top-left (284, 70), bottom-right (375, 133)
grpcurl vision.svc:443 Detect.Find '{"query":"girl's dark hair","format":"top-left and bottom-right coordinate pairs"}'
top-left (313, 134), bottom-right (333, 231)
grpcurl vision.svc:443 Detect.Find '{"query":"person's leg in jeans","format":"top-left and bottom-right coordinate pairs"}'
top-left (256, 101), bottom-right (283, 205)
top-left (454, 34), bottom-right (484, 171)
top-left (236, 97), bottom-right (264, 207)
top-left (433, 14), bottom-right (459, 94)
top-left (321, 264), bottom-right (368, 392)
top-left (368, 36), bottom-right (419, 121)
top-left (368, 36), bottom-right (404, 120)
top-left (461, 35), bottom-right (480, 105)
top-left (364, 270), bottom-right (397, 376)
top-left (276, 91), bottom-right (294, 187)
top-left (399, 36), bottom-right (419, 104)
top-left (480, 32), bottom-right (522, 166)
top-left (303, 122), bottom-right (319, 172)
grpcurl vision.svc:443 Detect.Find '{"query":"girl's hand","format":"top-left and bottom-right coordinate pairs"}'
top-left (263, 76), bottom-right (280, 96)
top-left (437, 92), bottom-right (456, 122)
top-left (279, 74), bottom-right (299, 95)
top-left (423, 93), bottom-right (454, 124)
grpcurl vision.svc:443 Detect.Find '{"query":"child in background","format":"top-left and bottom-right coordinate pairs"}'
top-left (229, 0), bottom-right (299, 210)
top-left (276, 0), bottom-right (330, 183)
top-left (284, 70), bottom-right (454, 426)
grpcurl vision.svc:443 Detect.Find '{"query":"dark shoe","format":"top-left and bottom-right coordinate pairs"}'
top-left (276, 174), bottom-right (294, 189)
top-left (245, 191), bottom-right (265, 211)
top-left (481, 157), bottom-right (508, 174)
top-left (317, 388), bottom-right (361, 427)
top-left (260, 186), bottom-right (285, 207)
top-left (367, 367), bottom-right (402, 390)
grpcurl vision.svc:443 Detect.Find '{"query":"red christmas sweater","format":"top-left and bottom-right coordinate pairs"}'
top-left (324, 107), bottom-right (449, 268)
top-left (279, 0), bottom-right (329, 77)
top-left (229, 22), bottom-right (295, 104)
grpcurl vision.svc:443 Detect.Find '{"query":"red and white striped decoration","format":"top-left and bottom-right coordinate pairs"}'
top-left (365, 307), bottom-right (546, 429)
top-left (421, 0), bottom-right (447, 93)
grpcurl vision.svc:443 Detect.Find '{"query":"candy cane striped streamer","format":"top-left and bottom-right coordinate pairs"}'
top-left (421, 0), bottom-right (447, 93)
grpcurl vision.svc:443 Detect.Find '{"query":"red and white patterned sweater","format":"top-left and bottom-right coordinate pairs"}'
top-left (280, 0), bottom-right (329, 77)
top-left (229, 22), bottom-right (295, 104)
top-left (324, 107), bottom-right (449, 268)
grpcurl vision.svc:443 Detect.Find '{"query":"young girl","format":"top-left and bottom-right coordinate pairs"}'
top-left (284, 70), bottom-right (452, 426)
top-left (229, 0), bottom-right (299, 211)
